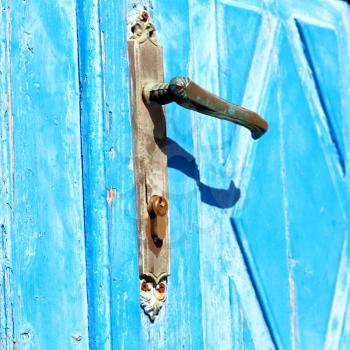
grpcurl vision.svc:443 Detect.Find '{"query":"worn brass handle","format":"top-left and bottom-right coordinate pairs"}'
top-left (143, 77), bottom-right (268, 139)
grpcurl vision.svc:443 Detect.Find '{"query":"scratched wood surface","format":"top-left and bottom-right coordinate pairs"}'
top-left (0, 0), bottom-right (89, 349)
top-left (1, 0), bottom-right (350, 349)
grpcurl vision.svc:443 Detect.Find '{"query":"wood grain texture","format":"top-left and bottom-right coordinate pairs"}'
top-left (77, 0), bottom-right (142, 349)
top-left (1, 0), bottom-right (89, 348)
top-left (188, 0), bottom-right (275, 348)
top-left (76, 0), bottom-right (113, 348)
top-left (142, 0), bottom-right (204, 348)
top-left (0, 1), bottom-right (15, 347)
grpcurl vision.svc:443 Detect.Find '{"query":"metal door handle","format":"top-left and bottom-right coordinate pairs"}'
top-left (143, 77), bottom-right (268, 139)
top-left (128, 8), bottom-right (269, 322)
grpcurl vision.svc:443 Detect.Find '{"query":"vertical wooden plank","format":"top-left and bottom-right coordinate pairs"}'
top-left (77, 0), bottom-right (142, 348)
top-left (0, 1), bottom-right (14, 348)
top-left (2, 0), bottom-right (89, 348)
top-left (76, 1), bottom-right (113, 348)
top-left (98, 0), bottom-right (142, 348)
top-left (188, 0), bottom-right (242, 348)
top-left (124, 1), bottom-right (205, 348)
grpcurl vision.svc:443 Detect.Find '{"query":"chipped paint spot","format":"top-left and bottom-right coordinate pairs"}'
top-left (71, 334), bottom-right (82, 342)
top-left (100, 30), bottom-right (106, 66)
top-left (25, 246), bottom-right (35, 257)
top-left (107, 188), bottom-right (117, 207)
top-left (108, 147), bottom-right (115, 159)
top-left (20, 330), bottom-right (32, 340)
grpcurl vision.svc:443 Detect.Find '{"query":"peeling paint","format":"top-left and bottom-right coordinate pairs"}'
top-left (108, 146), bottom-right (115, 159)
top-left (20, 330), bottom-right (32, 340)
top-left (0, 0), bottom-right (90, 347)
top-left (107, 188), bottom-right (117, 207)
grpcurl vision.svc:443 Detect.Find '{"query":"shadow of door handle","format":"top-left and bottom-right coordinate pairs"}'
top-left (143, 76), bottom-right (268, 139)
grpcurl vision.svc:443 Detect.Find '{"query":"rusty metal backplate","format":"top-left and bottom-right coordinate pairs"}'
top-left (128, 35), bottom-right (170, 285)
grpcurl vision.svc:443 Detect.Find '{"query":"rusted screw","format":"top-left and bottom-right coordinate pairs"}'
top-left (141, 280), bottom-right (151, 292)
top-left (156, 282), bottom-right (166, 294)
top-left (141, 10), bottom-right (149, 21)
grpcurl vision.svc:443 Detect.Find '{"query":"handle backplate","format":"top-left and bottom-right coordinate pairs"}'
top-left (128, 10), bottom-right (170, 321)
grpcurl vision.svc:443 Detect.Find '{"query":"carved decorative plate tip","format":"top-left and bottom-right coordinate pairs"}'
top-left (128, 8), bottom-right (157, 44)
top-left (140, 279), bottom-right (167, 321)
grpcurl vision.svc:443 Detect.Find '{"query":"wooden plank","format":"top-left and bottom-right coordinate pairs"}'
top-left (0, 1), bottom-right (15, 347)
top-left (75, 1), bottom-right (113, 348)
top-left (98, 1), bottom-right (142, 347)
top-left (1, 0), bottom-right (89, 348)
top-left (77, 0), bottom-right (142, 348)
top-left (138, 0), bottom-right (204, 348)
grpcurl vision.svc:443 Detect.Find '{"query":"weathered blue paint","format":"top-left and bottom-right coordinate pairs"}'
top-left (151, 1), bottom-right (204, 348)
top-left (76, 0), bottom-right (141, 349)
top-left (0, 0), bottom-right (89, 349)
top-left (186, 0), bottom-right (350, 349)
top-left (1, 0), bottom-right (350, 349)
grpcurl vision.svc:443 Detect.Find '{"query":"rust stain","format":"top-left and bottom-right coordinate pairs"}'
top-left (141, 10), bottom-right (149, 21)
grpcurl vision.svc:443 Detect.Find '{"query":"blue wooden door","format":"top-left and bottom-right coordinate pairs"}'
top-left (1, 0), bottom-right (350, 349)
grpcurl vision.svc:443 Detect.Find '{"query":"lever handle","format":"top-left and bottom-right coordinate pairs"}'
top-left (143, 77), bottom-right (268, 139)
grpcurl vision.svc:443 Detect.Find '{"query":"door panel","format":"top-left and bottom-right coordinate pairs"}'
top-left (295, 20), bottom-right (345, 172)
top-left (156, 0), bottom-right (350, 349)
